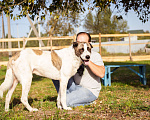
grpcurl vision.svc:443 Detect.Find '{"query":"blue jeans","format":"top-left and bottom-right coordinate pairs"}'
top-left (52, 77), bottom-right (97, 107)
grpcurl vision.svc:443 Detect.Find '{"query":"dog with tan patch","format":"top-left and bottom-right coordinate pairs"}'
top-left (0, 42), bottom-right (93, 111)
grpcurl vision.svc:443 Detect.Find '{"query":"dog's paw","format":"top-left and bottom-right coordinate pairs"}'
top-left (5, 108), bottom-right (9, 112)
top-left (57, 105), bottom-right (62, 109)
top-left (63, 107), bottom-right (72, 110)
top-left (30, 108), bottom-right (38, 112)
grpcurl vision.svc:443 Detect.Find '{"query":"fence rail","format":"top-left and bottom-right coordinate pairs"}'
top-left (0, 36), bottom-right (75, 42)
top-left (0, 33), bottom-right (150, 59)
top-left (91, 33), bottom-right (150, 38)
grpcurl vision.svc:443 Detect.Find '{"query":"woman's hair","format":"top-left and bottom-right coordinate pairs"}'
top-left (76, 32), bottom-right (91, 42)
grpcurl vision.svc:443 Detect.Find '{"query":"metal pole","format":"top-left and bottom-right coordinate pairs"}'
top-left (27, 16), bottom-right (38, 38)
top-left (38, 16), bottom-right (41, 47)
top-left (129, 33), bottom-right (132, 61)
top-left (16, 23), bottom-right (20, 48)
top-left (2, 11), bottom-right (5, 48)
top-left (7, 15), bottom-right (12, 59)
top-left (27, 14), bottom-right (45, 47)
top-left (0, 26), bottom-right (2, 48)
top-left (99, 33), bottom-right (101, 55)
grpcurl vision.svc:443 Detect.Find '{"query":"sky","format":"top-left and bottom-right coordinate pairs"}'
top-left (114, 10), bottom-right (150, 32)
top-left (0, 6), bottom-right (150, 38)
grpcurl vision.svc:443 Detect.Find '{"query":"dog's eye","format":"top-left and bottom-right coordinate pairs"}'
top-left (80, 48), bottom-right (84, 52)
top-left (87, 47), bottom-right (91, 52)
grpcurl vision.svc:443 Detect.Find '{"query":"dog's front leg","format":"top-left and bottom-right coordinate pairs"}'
top-left (59, 78), bottom-right (72, 110)
top-left (57, 90), bottom-right (62, 109)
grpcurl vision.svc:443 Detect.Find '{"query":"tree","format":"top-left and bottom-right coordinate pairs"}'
top-left (44, 11), bottom-right (80, 36)
top-left (0, 0), bottom-right (150, 22)
top-left (83, 9), bottom-right (129, 34)
top-left (94, 9), bottom-right (112, 34)
top-left (83, 12), bottom-right (94, 33)
top-left (0, 0), bottom-right (85, 20)
top-left (112, 15), bottom-right (129, 33)
top-left (83, 9), bottom-right (112, 34)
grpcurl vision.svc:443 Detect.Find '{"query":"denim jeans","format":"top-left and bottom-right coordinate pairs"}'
top-left (52, 77), bottom-right (97, 107)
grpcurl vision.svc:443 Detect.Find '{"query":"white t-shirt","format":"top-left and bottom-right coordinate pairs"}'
top-left (74, 51), bottom-right (104, 98)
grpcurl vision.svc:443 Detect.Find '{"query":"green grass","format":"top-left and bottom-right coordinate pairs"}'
top-left (0, 61), bottom-right (150, 119)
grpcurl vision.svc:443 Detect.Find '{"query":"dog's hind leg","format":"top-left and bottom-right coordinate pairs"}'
top-left (0, 68), bottom-right (14, 98)
top-left (5, 78), bottom-right (18, 111)
top-left (20, 74), bottom-right (38, 112)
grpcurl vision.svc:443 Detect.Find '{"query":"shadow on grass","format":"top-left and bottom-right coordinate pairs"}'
top-left (43, 96), bottom-right (57, 102)
top-left (104, 61), bottom-right (150, 89)
top-left (9, 98), bottom-right (21, 109)
top-left (9, 96), bottom-right (57, 110)
top-left (32, 74), bottom-right (44, 82)
top-left (9, 98), bottom-right (35, 110)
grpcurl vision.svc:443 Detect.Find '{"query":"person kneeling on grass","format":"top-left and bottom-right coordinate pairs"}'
top-left (52, 32), bottom-right (105, 107)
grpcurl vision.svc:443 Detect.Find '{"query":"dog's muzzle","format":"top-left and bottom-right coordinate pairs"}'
top-left (86, 55), bottom-right (90, 60)
top-left (80, 55), bottom-right (90, 63)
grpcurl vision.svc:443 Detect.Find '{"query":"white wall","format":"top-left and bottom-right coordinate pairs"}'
top-left (92, 39), bottom-right (150, 53)
top-left (121, 36), bottom-right (137, 41)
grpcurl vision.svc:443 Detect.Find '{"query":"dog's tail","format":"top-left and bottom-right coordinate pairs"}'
top-left (0, 67), bottom-right (14, 98)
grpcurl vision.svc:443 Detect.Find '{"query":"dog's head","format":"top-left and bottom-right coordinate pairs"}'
top-left (73, 42), bottom-right (93, 64)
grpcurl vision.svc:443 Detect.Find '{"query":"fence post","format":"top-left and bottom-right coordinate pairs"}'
top-left (99, 33), bottom-right (101, 55)
top-left (47, 37), bottom-right (50, 46)
top-left (23, 37), bottom-right (26, 49)
top-left (129, 33), bottom-right (133, 61)
top-left (73, 34), bottom-right (76, 42)
top-left (50, 35), bottom-right (52, 51)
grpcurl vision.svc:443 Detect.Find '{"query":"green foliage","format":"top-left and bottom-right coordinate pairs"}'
top-left (44, 11), bottom-right (80, 36)
top-left (0, 0), bottom-right (85, 20)
top-left (24, 39), bottom-right (72, 48)
top-left (83, 12), bottom-right (94, 33)
top-left (147, 44), bottom-right (150, 48)
top-left (0, 0), bottom-right (150, 22)
top-left (0, 53), bottom-right (9, 61)
top-left (0, 66), bottom-right (7, 80)
top-left (52, 39), bottom-right (72, 46)
top-left (94, 9), bottom-right (112, 34)
top-left (112, 15), bottom-right (129, 33)
top-left (83, 8), bottom-right (129, 35)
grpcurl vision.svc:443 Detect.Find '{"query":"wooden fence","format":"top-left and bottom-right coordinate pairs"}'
top-left (0, 35), bottom-right (75, 52)
top-left (0, 33), bottom-right (150, 62)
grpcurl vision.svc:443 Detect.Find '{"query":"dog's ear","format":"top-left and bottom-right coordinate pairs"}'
top-left (89, 43), bottom-right (93, 48)
top-left (73, 42), bottom-right (78, 48)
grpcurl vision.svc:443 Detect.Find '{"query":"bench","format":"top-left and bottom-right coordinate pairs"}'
top-left (102, 64), bottom-right (147, 86)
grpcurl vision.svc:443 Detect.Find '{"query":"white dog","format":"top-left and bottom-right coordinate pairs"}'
top-left (0, 42), bottom-right (92, 112)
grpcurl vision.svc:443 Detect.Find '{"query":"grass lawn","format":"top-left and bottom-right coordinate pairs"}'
top-left (0, 61), bottom-right (149, 119)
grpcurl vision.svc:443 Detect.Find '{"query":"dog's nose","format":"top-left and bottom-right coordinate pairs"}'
top-left (86, 55), bottom-right (90, 59)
